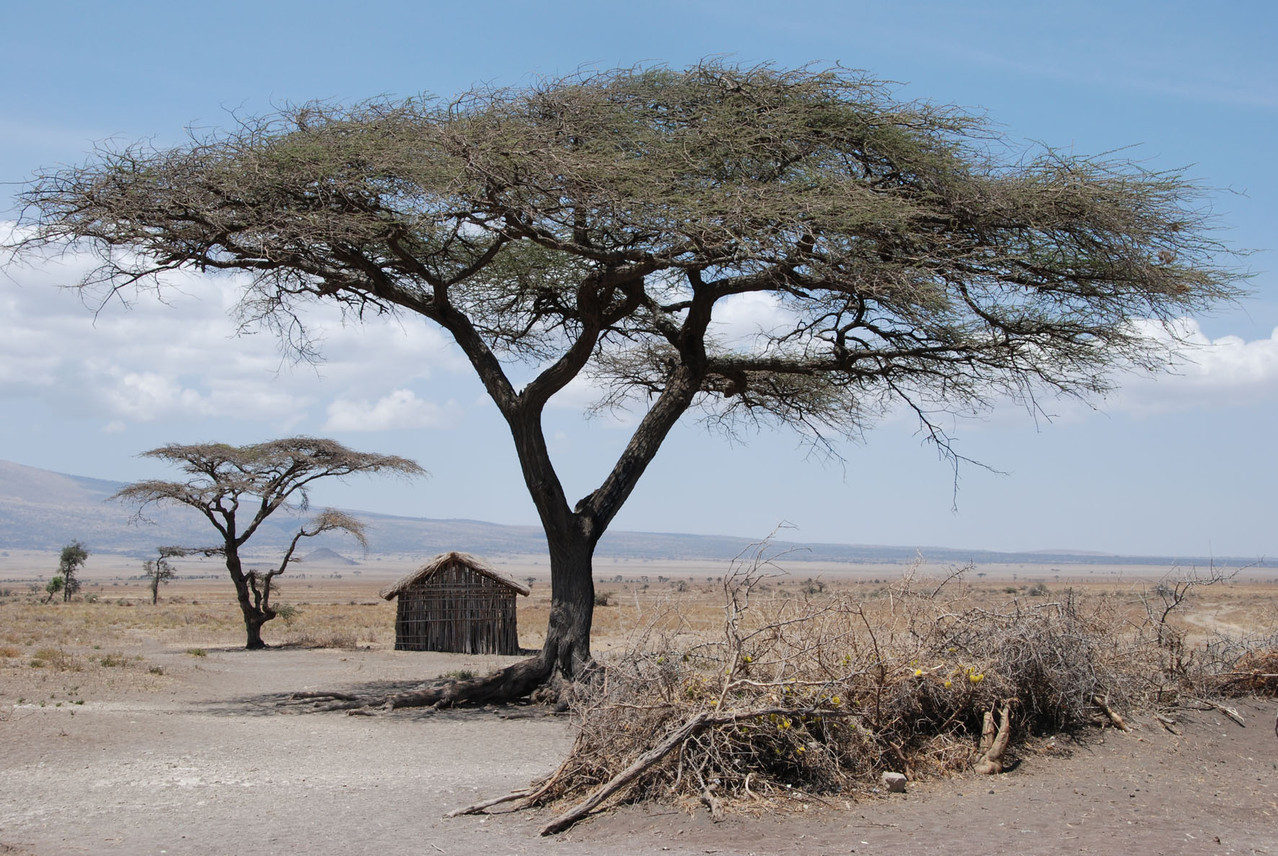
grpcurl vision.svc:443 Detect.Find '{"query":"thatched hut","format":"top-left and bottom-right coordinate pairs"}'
top-left (381, 552), bottom-right (530, 654)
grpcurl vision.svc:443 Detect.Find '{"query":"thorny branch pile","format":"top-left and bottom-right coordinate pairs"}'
top-left (457, 549), bottom-right (1276, 833)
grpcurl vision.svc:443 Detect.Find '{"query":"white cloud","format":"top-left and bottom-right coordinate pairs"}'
top-left (324, 389), bottom-right (463, 432)
top-left (0, 229), bottom-right (473, 433)
top-left (1108, 319), bottom-right (1278, 415)
top-left (707, 292), bottom-right (793, 349)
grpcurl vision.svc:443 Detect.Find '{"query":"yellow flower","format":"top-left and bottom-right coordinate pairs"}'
top-left (969, 672), bottom-right (984, 683)
top-left (830, 696), bottom-right (842, 707)
top-left (796, 746), bottom-right (806, 754)
top-left (943, 680), bottom-right (952, 688)
top-left (913, 669), bottom-right (923, 677)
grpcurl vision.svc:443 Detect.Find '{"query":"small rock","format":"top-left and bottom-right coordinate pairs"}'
top-left (880, 771), bottom-right (908, 793)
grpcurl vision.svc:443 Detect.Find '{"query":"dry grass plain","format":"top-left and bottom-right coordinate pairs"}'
top-left (2, 552), bottom-right (1277, 855)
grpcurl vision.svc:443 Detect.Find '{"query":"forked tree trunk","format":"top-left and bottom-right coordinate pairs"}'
top-left (226, 551), bottom-right (271, 650)
top-left (242, 608), bottom-right (268, 650)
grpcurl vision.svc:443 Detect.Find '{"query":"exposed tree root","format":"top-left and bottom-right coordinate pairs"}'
top-left (282, 654), bottom-right (558, 712)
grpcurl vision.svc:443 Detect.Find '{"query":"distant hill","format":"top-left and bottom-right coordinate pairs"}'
top-left (301, 547), bottom-right (359, 565)
top-left (0, 459), bottom-right (1262, 568)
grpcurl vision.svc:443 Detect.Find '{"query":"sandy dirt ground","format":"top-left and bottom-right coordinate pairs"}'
top-left (2, 639), bottom-right (1277, 856)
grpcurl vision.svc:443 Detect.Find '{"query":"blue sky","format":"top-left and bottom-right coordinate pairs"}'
top-left (1, 0), bottom-right (1276, 558)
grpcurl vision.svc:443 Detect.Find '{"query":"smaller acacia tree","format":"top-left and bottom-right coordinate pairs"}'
top-left (143, 546), bottom-right (184, 605)
top-left (56, 541), bottom-right (89, 602)
top-left (114, 438), bottom-right (423, 648)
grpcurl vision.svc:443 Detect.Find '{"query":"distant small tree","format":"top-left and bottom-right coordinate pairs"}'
top-left (143, 546), bottom-right (183, 605)
top-left (113, 438), bottom-right (424, 648)
top-left (57, 541), bottom-right (88, 602)
top-left (43, 575), bottom-right (64, 604)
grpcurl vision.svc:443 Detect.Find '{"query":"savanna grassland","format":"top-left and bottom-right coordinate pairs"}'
top-left (1, 553), bottom-right (1275, 714)
top-left (2, 553), bottom-right (1277, 856)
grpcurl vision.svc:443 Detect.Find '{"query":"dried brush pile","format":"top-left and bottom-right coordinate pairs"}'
top-left (456, 550), bottom-right (1273, 835)
top-left (1204, 634), bottom-right (1278, 697)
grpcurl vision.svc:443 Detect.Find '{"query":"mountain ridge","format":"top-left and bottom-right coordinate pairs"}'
top-left (0, 458), bottom-right (1262, 568)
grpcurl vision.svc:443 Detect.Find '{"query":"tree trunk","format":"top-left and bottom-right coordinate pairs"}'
top-left (243, 610), bottom-right (268, 650)
top-left (226, 550), bottom-right (270, 650)
top-left (540, 532), bottom-right (596, 680)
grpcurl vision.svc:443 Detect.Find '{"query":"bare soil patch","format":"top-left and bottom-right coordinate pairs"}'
top-left (2, 643), bottom-right (1275, 856)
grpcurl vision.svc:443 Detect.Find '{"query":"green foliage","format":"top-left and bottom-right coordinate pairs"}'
top-left (12, 65), bottom-right (1241, 470)
top-left (274, 602), bottom-right (301, 624)
top-left (441, 669), bottom-right (477, 681)
top-left (57, 541), bottom-right (88, 602)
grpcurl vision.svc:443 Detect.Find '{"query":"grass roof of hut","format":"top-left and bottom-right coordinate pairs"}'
top-left (379, 551), bottom-right (532, 600)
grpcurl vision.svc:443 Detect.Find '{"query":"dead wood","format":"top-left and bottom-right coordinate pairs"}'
top-left (445, 787), bottom-right (539, 818)
top-left (537, 705), bottom-right (848, 835)
top-left (1153, 712), bottom-right (1181, 735)
top-left (1202, 699), bottom-right (1246, 727)
top-left (1092, 695), bottom-right (1131, 732)
top-left (449, 753), bottom-right (581, 818)
top-left (972, 703), bottom-right (1012, 775)
top-left (540, 710), bottom-right (712, 835)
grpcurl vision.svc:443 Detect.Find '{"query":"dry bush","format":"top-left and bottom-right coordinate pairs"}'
top-left (1197, 631), bottom-right (1278, 697)
top-left (540, 575), bottom-right (1120, 805)
top-left (490, 552), bottom-right (1274, 833)
top-left (276, 602), bottom-right (393, 649)
top-left (1124, 565), bottom-right (1278, 703)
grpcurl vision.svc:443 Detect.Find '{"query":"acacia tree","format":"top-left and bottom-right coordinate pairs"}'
top-left (143, 546), bottom-right (183, 605)
top-left (112, 438), bottom-right (423, 648)
top-left (57, 540), bottom-right (89, 602)
top-left (12, 64), bottom-right (1239, 699)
